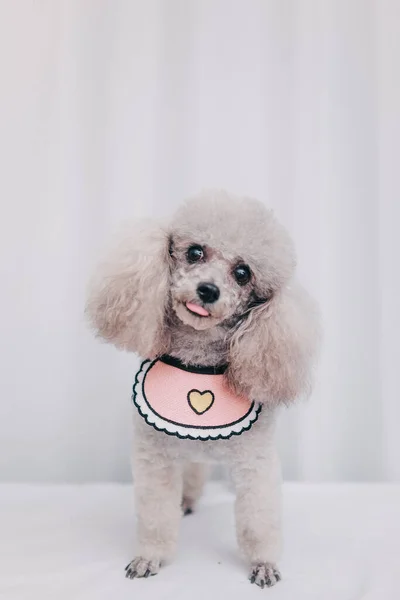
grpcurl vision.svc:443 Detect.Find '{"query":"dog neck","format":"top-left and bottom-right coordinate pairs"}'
top-left (166, 316), bottom-right (231, 368)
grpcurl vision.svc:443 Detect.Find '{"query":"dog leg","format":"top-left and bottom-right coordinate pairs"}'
top-left (230, 449), bottom-right (282, 588)
top-left (125, 446), bottom-right (182, 579)
top-left (182, 462), bottom-right (209, 515)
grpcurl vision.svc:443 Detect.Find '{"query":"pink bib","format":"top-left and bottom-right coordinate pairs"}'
top-left (132, 356), bottom-right (262, 440)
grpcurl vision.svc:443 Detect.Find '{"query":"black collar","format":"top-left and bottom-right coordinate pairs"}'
top-left (159, 354), bottom-right (228, 375)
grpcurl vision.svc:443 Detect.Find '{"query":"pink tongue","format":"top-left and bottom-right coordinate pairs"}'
top-left (186, 302), bottom-right (210, 317)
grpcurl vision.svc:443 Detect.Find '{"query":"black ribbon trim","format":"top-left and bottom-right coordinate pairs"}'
top-left (159, 354), bottom-right (228, 375)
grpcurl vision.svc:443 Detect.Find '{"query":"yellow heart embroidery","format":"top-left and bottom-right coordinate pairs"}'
top-left (187, 389), bottom-right (215, 415)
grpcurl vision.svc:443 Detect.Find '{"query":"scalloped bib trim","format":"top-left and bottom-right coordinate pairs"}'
top-left (132, 358), bottom-right (262, 440)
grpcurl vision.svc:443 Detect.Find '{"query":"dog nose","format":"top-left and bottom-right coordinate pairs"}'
top-left (197, 282), bottom-right (220, 304)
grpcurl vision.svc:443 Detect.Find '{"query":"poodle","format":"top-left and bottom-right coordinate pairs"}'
top-left (86, 190), bottom-right (319, 588)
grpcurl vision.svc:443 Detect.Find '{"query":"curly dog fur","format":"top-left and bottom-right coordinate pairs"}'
top-left (86, 190), bottom-right (320, 588)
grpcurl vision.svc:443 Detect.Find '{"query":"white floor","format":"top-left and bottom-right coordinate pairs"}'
top-left (1, 482), bottom-right (400, 600)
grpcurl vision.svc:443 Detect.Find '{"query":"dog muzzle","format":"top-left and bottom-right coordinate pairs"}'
top-left (132, 355), bottom-right (262, 440)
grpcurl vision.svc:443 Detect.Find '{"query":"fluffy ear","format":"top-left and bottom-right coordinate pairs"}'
top-left (226, 283), bottom-right (320, 405)
top-left (85, 220), bottom-right (171, 358)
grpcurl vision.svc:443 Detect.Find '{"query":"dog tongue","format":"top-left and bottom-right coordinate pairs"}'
top-left (186, 302), bottom-right (210, 317)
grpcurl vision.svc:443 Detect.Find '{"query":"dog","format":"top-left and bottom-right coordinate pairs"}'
top-left (86, 190), bottom-right (319, 588)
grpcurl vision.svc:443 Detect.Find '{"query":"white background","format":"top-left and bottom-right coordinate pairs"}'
top-left (0, 0), bottom-right (399, 483)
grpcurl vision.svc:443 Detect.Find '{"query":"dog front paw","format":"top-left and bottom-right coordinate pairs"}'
top-left (249, 563), bottom-right (281, 588)
top-left (125, 556), bottom-right (160, 579)
top-left (181, 496), bottom-right (195, 516)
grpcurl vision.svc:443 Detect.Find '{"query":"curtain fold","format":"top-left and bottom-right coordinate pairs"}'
top-left (0, 0), bottom-right (398, 481)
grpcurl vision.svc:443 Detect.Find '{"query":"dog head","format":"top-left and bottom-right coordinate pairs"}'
top-left (86, 190), bottom-right (319, 404)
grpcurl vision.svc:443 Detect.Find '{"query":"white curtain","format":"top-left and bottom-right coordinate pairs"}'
top-left (1, 0), bottom-right (399, 482)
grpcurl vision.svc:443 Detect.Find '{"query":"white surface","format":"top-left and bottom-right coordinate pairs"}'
top-left (1, 1), bottom-right (400, 482)
top-left (1, 482), bottom-right (400, 600)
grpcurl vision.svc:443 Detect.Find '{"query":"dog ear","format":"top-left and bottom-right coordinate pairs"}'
top-left (226, 283), bottom-right (320, 406)
top-left (85, 220), bottom-right (171, 358)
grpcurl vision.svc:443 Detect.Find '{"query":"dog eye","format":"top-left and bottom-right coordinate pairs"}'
top-left (233, 264), bottom-right (251, 285)
top-left (186, 245), bottom-right (204, 263)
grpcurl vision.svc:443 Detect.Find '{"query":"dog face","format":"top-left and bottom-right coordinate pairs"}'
top-left (169, 193), bottom-right (296, 331)
top-left (169, 235), bottom-right (264, 331)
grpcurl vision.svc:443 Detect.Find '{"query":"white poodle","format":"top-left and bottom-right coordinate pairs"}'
top-left (86, 190), bottom-right (320, 588)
